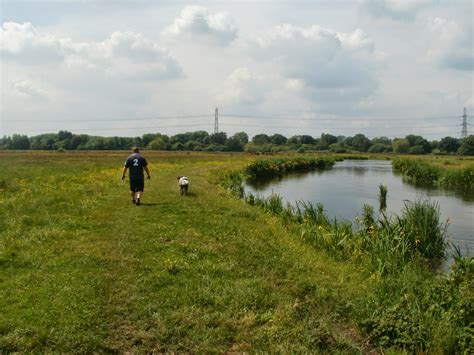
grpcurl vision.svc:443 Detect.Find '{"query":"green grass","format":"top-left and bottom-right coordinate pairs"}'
top-left (392, 157), bottom-right (474, 191)
top-left (1, 151), bottom-right (472, 352)
top-left (224, 158), bottom-right (473, 352)
top-left (1, 151), bottom-right (372, 352)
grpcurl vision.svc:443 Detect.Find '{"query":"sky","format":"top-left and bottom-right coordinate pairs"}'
top-left (0, 0), bottom-right (473, 139)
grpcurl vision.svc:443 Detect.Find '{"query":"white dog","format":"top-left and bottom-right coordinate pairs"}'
top-left (177, 176), bottom-right (189, 195)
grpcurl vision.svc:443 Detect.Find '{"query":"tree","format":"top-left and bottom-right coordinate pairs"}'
top-left (30, 134), bottom-right (58, 150)
top-left (58, 130), bottom-right (73, 141)
top-left (287, 136), bottom-right (301, 145)
top-left (10, 134), bottom-right (30, 150)
top-left (457, 135), bottom-right (474, 155)
top-left (209, 132), bottom-right (227, 145)
top-left (368, 144), bottom-right (392, 153)
top-left (252, 134), bottom-right (270, 145)
top-left (371, 136), bottom-right (391, 146)
top-left (148, 137), bottom-right (166, 150)
top-left (270, 133), bottom-right (287, 145)
top-left (85, 137), bottom-right (106, 150)
top-left (232, 132), bottom-right (249, 145)
top-left (409, 145), bottom-right (426, 154)
top-left (320, 133), bottom-right (338, 149)
top-left (393, 138), bottom-right (410, 154)
top-left (351, 133), bottom-right (372, 152)
top-left (439, 136), bottom-right (460, 153)
top-left (299, 135), bottom-right (315, 145)
top-left (405, 135), bottom-right (431, 153)
top-left (225, 137), bottom-right (244, 151)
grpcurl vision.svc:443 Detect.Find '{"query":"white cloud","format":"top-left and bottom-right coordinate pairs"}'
top-left (10, 78), bottom-right (49, 100)
top-left (217, 67), bottom-right (266, 107)
top-left (425, 17), bottom-right (473, 71)
top-left (163, 6), bottom-right (237, 45)
top-left (248, 24), bottom-right (377, 112)
top-left (1, 22), bottom-right (183, 80)
top-left (0, 22), bottom-right (66, 63)
top-left (360, 0), bottom-right (434, 21)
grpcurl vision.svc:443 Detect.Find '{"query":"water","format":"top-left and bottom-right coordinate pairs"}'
top-left (245, 159), bottom-right (474, 256)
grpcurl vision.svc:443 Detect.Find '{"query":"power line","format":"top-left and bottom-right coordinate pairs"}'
top-left (221, 114), bottom-right (462, 121)
top-left (461, 107), bottom-right (468, 138)
top-left (8, 123), bottom-right (213, 132)
top-left (3, 114), bottom-right (213, 123)
top-left (214, 107), bottom-right (219, 134)
top-left (3, 113), bottom-right (462, 123)
top-left (219, 122), bottom-right (459, 130)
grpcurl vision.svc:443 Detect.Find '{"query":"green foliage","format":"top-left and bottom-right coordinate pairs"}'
top-left (458, 135), bottom-right (474, 155)
top-left (368, 143), bottom-right (392, 153)
top-left (399, 200), bottom-right (446, 259)
top-left (1, 151), bottom-right (374, 352)
top-left (392, 138), bottom-right (410, 154)
top-left (393, 158), bottom-right (474, 191)
top-left (439, 136), bottom-right (461, 153)
top-left (351, 134), bottom-right (372, 152)
top-left (252, 133), bottom-right (271, 145)
top-left (244, 157), bottom-right (335, 179)
top-left (360, 258), bottom-right (473, 352)
top-left (378, 185), bottom-right (388, 211)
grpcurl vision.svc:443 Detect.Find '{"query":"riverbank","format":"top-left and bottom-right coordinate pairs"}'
top-left (1, 152), bottom-right (472, 352)
top-left (222, 156), bottom-right (473, 352)
top-left (392, 157), bottom-right (474, 191)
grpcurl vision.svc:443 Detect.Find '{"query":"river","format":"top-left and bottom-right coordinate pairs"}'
top-left (245, 159), bottom-right (474, 256)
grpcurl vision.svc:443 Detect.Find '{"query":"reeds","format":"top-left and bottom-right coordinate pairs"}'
top-left (243, 189), bottom-right (448, 271)
top-left (378, 184), bottom-right (388, 211)
top-left (392, 158), bottom-right (474, 191)
top-left (244, 157), bottom-right (335, 179)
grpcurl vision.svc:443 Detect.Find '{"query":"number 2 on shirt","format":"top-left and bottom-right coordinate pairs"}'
top-left (133, 159), bottom-right (139, 166)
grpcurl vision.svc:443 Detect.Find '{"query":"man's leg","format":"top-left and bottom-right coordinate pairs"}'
top-left (136, 191), bottom-right (143, 205)
top-left (135, 179), bottom-right (145, 205)
top-left (130, 191), bottom-right (136, 204)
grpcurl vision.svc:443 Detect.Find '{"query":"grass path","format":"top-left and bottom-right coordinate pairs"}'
top-left (1, 152), bottom-right (373, 352)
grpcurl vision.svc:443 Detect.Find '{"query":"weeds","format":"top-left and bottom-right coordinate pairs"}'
top-left (378, 184), bottom-right (387, 211)
top-left (393, 158), bottom-right (474, 191)
top-left (244, 156), bottom-right (335, 179)
top-left (220, 157), bottom-right (472, 352)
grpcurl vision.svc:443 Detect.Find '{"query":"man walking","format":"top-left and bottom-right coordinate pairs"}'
top-left (121, 147), bottom-right (151, 205)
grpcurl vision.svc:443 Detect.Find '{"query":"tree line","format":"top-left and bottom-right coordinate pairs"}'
top-left (1, 130), bottom-right (473, 155)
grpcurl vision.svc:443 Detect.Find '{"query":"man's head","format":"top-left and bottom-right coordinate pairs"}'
top-left (132, 147), bottom-right (140, 153)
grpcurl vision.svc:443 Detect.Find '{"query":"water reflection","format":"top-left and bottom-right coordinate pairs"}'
top-left (245, 159), bottom-right (474, 255)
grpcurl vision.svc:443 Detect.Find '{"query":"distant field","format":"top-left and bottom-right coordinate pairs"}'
top-left (0, 151), bottom-right (471, 352)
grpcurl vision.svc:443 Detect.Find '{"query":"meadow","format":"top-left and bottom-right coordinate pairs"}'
top-left (0, 151), bottom-right (472, 352)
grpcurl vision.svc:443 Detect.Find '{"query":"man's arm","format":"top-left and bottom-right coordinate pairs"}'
top-left (121, 166), bottom-right (128, 180)
top-left (144, 166), bottom-right (151, 179)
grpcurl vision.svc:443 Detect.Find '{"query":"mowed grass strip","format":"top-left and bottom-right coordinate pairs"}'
top-left (1, 152), bottom-right (371, 352)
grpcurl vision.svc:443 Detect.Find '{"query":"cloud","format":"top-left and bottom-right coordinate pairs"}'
top-left (248, 24), bottom-right (377, 111)
top-left (425, 17), bottom-right (473, 71)
top-left (163, 6), bottom-right (237, 45)
top-left (359, 0), bottom-right (434, 22)
top-left (0, 22), bottom-right (66, 63)
top-left (217, 67), bottom-right (266, 107)
top-left (10, 78), bottom-right (49, 100)
top-left (1, 22), bottom-right (183, 80)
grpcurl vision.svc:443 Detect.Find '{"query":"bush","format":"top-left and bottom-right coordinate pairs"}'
top-left (244, 157), bottom-right (335, 179)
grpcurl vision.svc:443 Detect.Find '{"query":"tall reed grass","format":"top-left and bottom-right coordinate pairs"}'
top-left (220, 161), bottom-right (471, 352)
top-left (392, 158), bottom-right (474, 191)
top-left (244, 156), bottom-right (335, 179)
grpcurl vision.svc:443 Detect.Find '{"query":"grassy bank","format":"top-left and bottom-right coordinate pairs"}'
top-left (392, 157), bottom-right (474, 191)
top-left (1, 151), bottom-right (372, 352)
top-left (1, 152), bottom-right (472, 352)
top-left (221, 156), bottom-right (473, 352)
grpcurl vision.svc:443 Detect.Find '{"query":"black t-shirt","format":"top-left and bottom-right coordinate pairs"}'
top-left (125, 153), bottom-right (148, 180)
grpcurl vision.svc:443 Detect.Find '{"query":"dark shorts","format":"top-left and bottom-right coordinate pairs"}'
top-left (130, 178), bottom-right (144, 192)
